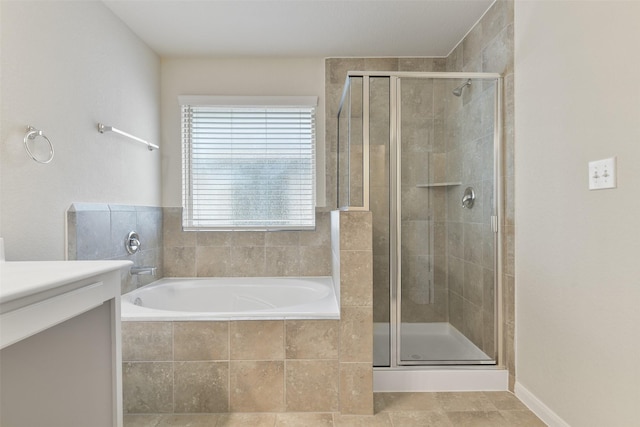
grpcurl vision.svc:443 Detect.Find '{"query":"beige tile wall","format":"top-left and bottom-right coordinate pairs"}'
top-left (334, 210), bottom-right (374, 415)
top-left (162, 207), bottom-right (332, 278)
top-left (123, 210), bottom-right (373, 416)
top-left (122, 320), bottom-right (339, 414)
top-left (444, 0), bottom-right (515, 388)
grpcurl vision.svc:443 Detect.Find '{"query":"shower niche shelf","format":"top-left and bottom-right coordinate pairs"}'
top-left (416, 182), bottom-right (461, 188)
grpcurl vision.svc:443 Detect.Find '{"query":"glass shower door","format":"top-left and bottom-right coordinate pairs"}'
top-left (397, 77), bottom-right (497, 365)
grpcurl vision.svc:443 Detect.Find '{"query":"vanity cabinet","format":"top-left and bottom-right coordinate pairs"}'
top-left (0, 261), bottom-right (131, 427)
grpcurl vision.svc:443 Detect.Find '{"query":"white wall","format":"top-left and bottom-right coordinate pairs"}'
top-left (160, 57), bottom-right (325, 207)
top-left (0, 0), bottom-right (160, 261)
top-left (514, 2), bottom-right (640, 426)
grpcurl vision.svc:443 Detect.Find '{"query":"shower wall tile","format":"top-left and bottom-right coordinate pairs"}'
top-left (463, 223), bottom-right (483, 264)
top-left (483, 309), bottom-right (496, 358)
top-left (463, 261), bottom-right (484, 307)
top-left (447, 256), bottom-right (464, 297)
top-left (462, 20), bottom-right (484, 68)
top-left (398, 57), bottom-right (439, 72)
top-left (364, 57), bottom-right (399, 71)
top-left (462, 299), bottom-right (483, 349)
top-left (482, 24), bottom-right (514, 76)
top-left (481, 0), bottom-right (514, 47)
top-left (482, 223), bottom-right (495, 270)
top-left (443, 0), bottom-right (513, 380)
top-left (326, 58), bottom-right (366, 85)
top-left (504, 225), bottom-right (515, 277)
top-left (448, 291), bottom-right (464, 333)
top-left (483, 268), bottom-right (496, 317)
top-left (373, 254), bottom-right (390, 323)
top-left (67, 203), bottom-right (163, 294)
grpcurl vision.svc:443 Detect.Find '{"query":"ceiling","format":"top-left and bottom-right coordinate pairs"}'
top-left (103, 0), bottom-right (495, 58)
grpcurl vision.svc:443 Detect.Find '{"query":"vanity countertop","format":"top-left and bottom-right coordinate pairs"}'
top-left (0, 260), bottom-right (132, 350)
top-left (0, 260), bottom-right (132, 305)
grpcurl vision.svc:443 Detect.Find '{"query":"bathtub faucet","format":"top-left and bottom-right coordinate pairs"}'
top-left (130, 266), bottom-right (157, 276)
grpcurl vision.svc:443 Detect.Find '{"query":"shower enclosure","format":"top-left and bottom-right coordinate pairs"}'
top-left (337, 72), bottom-right (502, 368)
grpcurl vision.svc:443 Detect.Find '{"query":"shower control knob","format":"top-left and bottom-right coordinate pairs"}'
top-left (126, 231), bottom-right (141, 254)
top-left (462, 187), bottom-right (475, 209)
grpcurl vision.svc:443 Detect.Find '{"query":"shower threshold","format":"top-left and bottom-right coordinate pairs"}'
top-left (373, 322), bottom-right (507, 392)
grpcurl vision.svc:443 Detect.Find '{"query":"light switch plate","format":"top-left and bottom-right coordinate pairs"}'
top-left (588, 157), bottom-right (617, 190)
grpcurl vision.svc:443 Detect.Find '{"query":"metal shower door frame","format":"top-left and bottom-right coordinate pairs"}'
top-left (340, 71), bottom-right (504, 368)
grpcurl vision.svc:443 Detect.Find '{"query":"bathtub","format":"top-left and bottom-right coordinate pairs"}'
top-left (121, 276), bottom-right (339, 321)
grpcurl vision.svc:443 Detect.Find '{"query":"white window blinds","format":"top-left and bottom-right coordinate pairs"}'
top-left (181, 96), bottom-right (317, 230)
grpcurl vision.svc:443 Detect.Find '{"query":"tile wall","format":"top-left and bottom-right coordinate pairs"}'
top-left (67, 203), bottom-right (163, 294)
top-left (162, 207), bottom-right (332, 278)
top-left (122, 210), bottom-right (373, 415)
top-left (442, 77), bottom-right (497, 357)
top-left (445, 0), bottom-right (515, 388)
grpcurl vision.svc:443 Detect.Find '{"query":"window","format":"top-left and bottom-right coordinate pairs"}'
top-left (180, 96), bottom-right (317, 230)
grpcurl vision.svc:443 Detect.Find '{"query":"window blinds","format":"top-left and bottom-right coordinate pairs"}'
top-left (181, 97), bottom-right (316, 230)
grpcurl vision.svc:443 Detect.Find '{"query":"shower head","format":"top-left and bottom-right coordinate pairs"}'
top-left (452, 79), bottom-right (472, 97)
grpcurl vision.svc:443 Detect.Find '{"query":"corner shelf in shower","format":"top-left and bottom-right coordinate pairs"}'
top-left (416, 182), bottom-right (461, 188)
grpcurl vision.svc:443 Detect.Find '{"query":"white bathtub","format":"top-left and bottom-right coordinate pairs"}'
top-left (121, 276), bottom-right (339, 321)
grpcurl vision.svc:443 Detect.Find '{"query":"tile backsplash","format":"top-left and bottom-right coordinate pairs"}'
top-left (67, 203), bottom-right (163, 293)
top-left (162, 207), bottom-right (332, 278)
top-left (67, 204), bottom-right (332, 293)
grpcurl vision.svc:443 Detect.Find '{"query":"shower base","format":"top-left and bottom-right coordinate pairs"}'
top-left (374, 322), bottom-right (493, 364)
top-left (373, 322), bottom-right (508, 392)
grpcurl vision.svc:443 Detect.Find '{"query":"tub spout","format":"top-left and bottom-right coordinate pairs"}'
top-left (130, 266), bottom-right (157, 276)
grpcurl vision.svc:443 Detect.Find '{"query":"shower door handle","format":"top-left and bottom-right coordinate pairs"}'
top-left (461, 187), bottom-right (475, 209)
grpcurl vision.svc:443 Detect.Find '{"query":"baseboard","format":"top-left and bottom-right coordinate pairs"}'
top-left (515, 382), bottom-right (571, 427)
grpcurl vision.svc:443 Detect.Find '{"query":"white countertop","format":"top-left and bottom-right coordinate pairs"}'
top-left (0, 260), bottom-right (132, 305)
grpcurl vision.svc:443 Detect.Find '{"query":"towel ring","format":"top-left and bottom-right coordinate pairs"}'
top-left (23, 126), bottom-right (54, 164)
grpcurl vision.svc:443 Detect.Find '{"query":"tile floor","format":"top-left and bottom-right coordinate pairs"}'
top-left (124, 391), bottom-right (546, 426)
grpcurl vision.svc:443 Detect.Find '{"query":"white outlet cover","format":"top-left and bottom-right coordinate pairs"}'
top-left (588, 157), bottom-right (617, 190)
